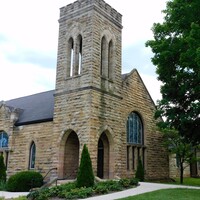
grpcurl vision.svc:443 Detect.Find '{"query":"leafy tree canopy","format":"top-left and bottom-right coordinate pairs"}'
top-left (161, 128), bottom-right (200, 184)
top-left (146, 0), bottom-right (200, 143)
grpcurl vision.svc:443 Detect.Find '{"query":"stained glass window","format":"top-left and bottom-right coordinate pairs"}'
top-left (0, 131), bottom-right (8, 148)
top-left (127, 112), bottom-right (143, 144)
top-left (29, 142), bottom-right (36, 169)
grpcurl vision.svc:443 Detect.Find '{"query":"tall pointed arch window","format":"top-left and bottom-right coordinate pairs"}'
top-left (67, 37), bottom-right (74, 77)
top-left (101, 36), bottom-right (107, 77)
top-left (78, 34), bottom-right (82, 75)
top-left (108, 40), bottom-right (114, 80)
top-left (126, 112), bottom-right (145, 171)
top-left (29, 142), bottom-right (36, 169)
top-left (127, 112), bottom-right (143, 144)
top-left (0, 131), bottom-right (8, 148)
top-left (75, 34), bottom-right (82, 75)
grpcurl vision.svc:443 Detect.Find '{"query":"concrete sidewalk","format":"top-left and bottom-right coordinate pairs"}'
top-left (0, 182), bottom-right (199, 199)
top-left (0, 191), bottom-right (29, 199)
top-left (83, 182), bottom-right (200, 200)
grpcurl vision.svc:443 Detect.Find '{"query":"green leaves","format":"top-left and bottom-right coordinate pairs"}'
top-left (76, 144), bottom-right (94, 188)
top-left (146, 0), bottom-right (200, 143)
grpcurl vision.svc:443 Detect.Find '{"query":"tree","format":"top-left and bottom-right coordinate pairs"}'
top-left (0, 154), bottom-right (6, 182)
top-left (76, 144), bottom-right (94, 188)
top-left (135, 157), bottom-right (145, 182)
top-left (146, 0), bottom-right (200, 144)
top-left (161, 128), bottom-right (199, 184)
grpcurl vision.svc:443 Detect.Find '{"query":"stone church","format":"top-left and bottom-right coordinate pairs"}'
top-left (0, 0), bottom-right (170, 181)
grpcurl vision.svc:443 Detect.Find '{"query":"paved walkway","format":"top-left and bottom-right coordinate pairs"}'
top-left (0, 182), bottom-right (199, 199)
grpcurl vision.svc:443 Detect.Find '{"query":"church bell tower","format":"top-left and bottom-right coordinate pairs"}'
top-left (55, 0), bottom-right (123, 95)
top-left (53, 0), bottom-right (123, 179)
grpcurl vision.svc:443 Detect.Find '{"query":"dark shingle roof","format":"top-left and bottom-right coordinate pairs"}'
top-left (6, 90), bottom-right (54, 126)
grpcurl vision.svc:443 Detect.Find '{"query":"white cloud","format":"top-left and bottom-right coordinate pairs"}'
top-left (0, 0), bottom-right (166, 102)
top-left (140, 73), bottom-right (162, 104)
top-left (0, 53), bottom-right (55, 100)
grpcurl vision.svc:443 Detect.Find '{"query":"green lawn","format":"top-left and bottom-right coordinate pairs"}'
top-left (120, 188), bottom-right (200, 200)
top-left (173, 177), bottom-right (200, 187)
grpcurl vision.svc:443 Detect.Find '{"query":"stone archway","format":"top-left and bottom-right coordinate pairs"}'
top-left (97, 132), bottom-right (113, 179)
top-left (59, 130), bottom-right (79, 179)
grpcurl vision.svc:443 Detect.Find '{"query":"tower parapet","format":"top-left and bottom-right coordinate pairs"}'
top-left (60, 0), bottom-right (122, 28)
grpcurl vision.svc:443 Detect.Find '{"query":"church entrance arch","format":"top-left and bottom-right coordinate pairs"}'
top-left (59, 130), bottom-right (79, 179)
top-left (97, 131), bottom-right (114, 179)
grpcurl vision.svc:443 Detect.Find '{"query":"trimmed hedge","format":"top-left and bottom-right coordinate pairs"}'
top-left (6, 171), bottom-right (43, 192)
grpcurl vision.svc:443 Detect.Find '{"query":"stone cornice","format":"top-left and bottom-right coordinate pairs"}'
top-left (54, 86), bottom-right (122, 99)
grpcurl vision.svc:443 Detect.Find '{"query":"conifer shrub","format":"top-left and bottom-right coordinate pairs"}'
top-left (76, 144), bottom-right (94, 188)
top-left (135, 157), bottom-right (145, 181)
top-left (0, 154), bottom-right (6, 183)
top-left (6, 171), bottom-right (43, 192)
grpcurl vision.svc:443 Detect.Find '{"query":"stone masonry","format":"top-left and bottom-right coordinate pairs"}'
top-left (0, 0), bottom-right (170, 181)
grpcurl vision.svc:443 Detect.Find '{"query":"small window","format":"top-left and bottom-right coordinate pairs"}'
top-left (0, 131), bottom-right (8, 148)
top-left (29, 142), bottom-right (36, 169)
top-left (127, 112), bottom-right (143, 144)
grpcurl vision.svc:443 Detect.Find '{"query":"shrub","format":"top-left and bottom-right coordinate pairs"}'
top-left (6, 171), bottom-right (43, 192)
top-left (94, 183), bottom-right (109, 194)
top-left (129, 177), bottom-right (139, 186)
top-left (119, 178), bottom-right (131, 188)
top-left (65, 187), bottom-right (93, 199)
top-left (0, 155), bottom-right (6, 182)
top-left (135, 157), bottom-right (145, 181)
top-left (76, 144), bottom-right (94, 188)
top-left (0, 180), bottom-right (7, 191)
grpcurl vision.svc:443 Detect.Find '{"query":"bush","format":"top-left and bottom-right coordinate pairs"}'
top-left (119, 178), bottom-right (131, 188)
top-left (65, 187), bottom-right (93, 199)
top-left (76, 144), bottom-right (94, 188)
top-left (129, 177), bottom-right (139, 186)
top-left (0, 180), bottom-right (7, 191)
top-left (6, 171), bottom-right (43, 192)
top-left (0, 155), bottom-right (6, 182)
top-left (28, 178), bottom-right (139, 199)
top-left (135, 157), bottom-right (145, 181)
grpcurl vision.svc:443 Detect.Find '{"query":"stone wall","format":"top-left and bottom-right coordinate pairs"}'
top-left (0, 0), bottom-right (170, 181)
top-left (121, 70), bottom-right (169, 180)
top-left (7, 122), bottom-right (53, 178)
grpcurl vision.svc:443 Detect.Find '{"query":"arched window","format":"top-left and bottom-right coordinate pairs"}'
top-left (0, 131), bottom-right (8, 148)
top-left (29, 142), bottom-right (36, 169)
top-left (67, 37), bottom-right (74, 77)
top-left (126, 112), bottom-right (145, 171)
top-left (77, 34), bottom-right (82, 75)
top-left (108, 40), bottom-right (114, 80)
top-left (127, 112), bottom-right (143, 144)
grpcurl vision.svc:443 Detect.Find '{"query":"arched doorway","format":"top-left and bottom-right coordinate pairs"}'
top-left (62, 131), bottom-right (79, 179)
top-left (97, 132), bottom-right (109, 179)
top-left (97, 139), bottom-right (104, 178)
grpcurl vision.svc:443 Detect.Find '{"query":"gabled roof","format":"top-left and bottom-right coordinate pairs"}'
top-left (122, 69), bottom-right (156, 107)
top-left (5, 90), bottom-right (54, 126)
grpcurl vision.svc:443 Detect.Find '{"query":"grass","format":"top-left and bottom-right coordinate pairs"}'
top-left (120, 188), bottom-right (200, 200)
top-left (173, 177), bottom-right (200, 187)
top-left (149, 177), bottom-right (200, 187)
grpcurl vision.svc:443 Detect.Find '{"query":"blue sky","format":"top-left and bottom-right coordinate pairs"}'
top-left (0, 0), bottom-right (166, 102)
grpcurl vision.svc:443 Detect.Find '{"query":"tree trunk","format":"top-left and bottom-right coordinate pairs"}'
top-left (180, 163), bottom-right (184, 184)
